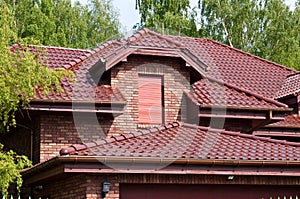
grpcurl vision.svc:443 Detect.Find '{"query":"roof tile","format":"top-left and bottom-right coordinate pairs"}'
top-left (118, 29), bottom-right (295, 98)
top-left (16, 29), bottom-right (295, 104)
top-left (276, 72), bottom-right (300, 99)
top-left (192, 78), bottom-right (287, 108)
top-left (10, 44), bottom-right (125, 103)
top-left (60, 122), bottom-right (300, 161)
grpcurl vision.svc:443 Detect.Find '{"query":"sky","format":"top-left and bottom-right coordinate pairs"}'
top-left (80, 0), bottom-right (297, 31)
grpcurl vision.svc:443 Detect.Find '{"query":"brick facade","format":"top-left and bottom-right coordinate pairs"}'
top-left (35, 174), bottom-right (87, 199)
top-left (38, 112), bottom-right (114, 162)
top-left (110, 55), bottom-right (191, 135)
top-left (32, 173), bottom-right (300, 199)
top-left (1, 55), bottom-right (194, 163)
top-left (35, 55), bottom-right (192, 162)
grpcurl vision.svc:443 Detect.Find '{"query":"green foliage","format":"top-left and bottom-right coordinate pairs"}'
top-left (5, 0), bottom-right (121, 49)
top-left (0, 144), bottom-right (31, 196)
top-left (135, 0), bottom-right (198, 36)
top-left (86, 0), bottom-right (121, 47)
top-left (0, 1), bottom-right (71, 194)
top-left (0, 1), bottom-right (71, 131)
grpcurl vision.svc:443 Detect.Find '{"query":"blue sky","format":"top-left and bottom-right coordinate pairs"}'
top-left (79, 0), bottom-right (297, 31)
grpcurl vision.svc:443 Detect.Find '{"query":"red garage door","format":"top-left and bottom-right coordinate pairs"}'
top-left (120, 184), bottom-right (300, 199)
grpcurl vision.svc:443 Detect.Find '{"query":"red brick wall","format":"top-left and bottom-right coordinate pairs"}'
top-left (110, 55), bottom-right (190, 135)
top-left (35, 174), bottom-right (119, 199)
top-left (34, 173), bottom-right (300, 199)
top-left (36, 174), bottom-right (87, 199)
top-left (34, 55), bottom-right (191, 162)
top-left (5, 55), bottom-right (191, 163)
top-left (39, 112), bottom-right (114, 162)
top-left (86, 175), bottom-right (119, 199)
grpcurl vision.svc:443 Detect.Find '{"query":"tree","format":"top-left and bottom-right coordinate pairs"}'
top-left (86, 0), bottom-right (121, 47)
top-left (0, 144), bottom-right (31, 196)
top-left (199, 0), bottom-right (300, 69)
top-left (135, 0), bottom-right (198, 36)
top-left (0, 1), bottom-right (68, 195)
top-left (5, 0), bottom-right (121, 49)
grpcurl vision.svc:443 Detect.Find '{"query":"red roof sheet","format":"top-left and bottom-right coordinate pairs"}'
top-left (276, 72), bottom-right (300, 99)
top-left (114, 29), bottom-right (294, 98)
top-left (10, 44), bottom-right (91, 70)
top-left (127, 29), bottom-right (184, 48)
top-left (60, 122), bottom-right (300, 161)
top-left (192, 78), bottom-right (287, 109)
top-left (10, 44), bottom-right (125, 103)
top-left (14, 29), bottom-right (295, 103)
top-left (168, 35), bottom-right (295, 98)
top-left (266, 114), bottom-right (300, 128)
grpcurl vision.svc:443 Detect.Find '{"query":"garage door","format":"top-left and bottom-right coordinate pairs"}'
top-left (120, 184), bottom-right (300, 199)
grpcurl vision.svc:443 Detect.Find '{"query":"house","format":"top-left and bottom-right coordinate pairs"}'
top-left (2, 28), bottom-right (300, 198)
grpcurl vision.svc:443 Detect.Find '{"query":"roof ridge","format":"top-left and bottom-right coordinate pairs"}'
top-left (128, 28), bottom-right (185, 49)
top-left (205, 39), bottom-right (296, 73)
top-left (181, 122), bottom-right (300, 147)
top-left (127, 28), bottom-right (150, 44)
top-left (144, 28), bottom-right (185, 48)
top-left (203, 76), bottom-right (288, 108)
top-left (167, 33), bottom-right (211, 41)
top-left (59, 122), bottom-right (181, 156)
top-left (92, 40), bottom-right (124, 54)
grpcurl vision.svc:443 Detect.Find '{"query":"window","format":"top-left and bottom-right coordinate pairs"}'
top-left (138, 75), bottom-right (164, 125)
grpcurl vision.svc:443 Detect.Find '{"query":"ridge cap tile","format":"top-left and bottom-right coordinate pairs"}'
top-left (105, 137), bottom-right (117, 144)
top-left (71, 144), bottom-right (87, 151)
top-left (122, 133), bottom-right (135, 139)
top-left (85, 142), bottom-right (97, 148)
top-left (113, 135), bottom-right (127, 141)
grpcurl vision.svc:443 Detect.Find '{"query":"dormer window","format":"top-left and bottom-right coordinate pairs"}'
top-left (138, 74), bottom-right (164, 125)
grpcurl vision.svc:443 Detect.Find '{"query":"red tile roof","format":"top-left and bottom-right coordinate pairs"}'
top-left (10, 44), bottom-right (125, 103)
top-left (266, 114), bottom-right (300, 128)
top-left (10, 44), bottom-right (92, 70)
top-left (276, 72), bottom-right (300, 99)
top-left (14, 29), bottom-right (295, 104)
top-left (127, 29), bottom-right (184, 48)
top-left (60, 122), bottom-right (300, 161)
top-left (34, 83), bottom-right (125, 102)
top-left (116, 29), bottom-right (295, 98)
top-left (168, 35), bottom-right (295, 98)
top-left (192, 78), bottom-right (287, 109)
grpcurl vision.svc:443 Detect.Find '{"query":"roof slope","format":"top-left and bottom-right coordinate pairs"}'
top-left (118, 29), bottom-right (295, 98)
top-left (192, 78), bottom-right (287, 109)
top-left (60, 122), bottom-right (300, 161)
top-left (10, 44), bottom-right (92, 70)
top-left (14, 29), bottom-right (295, 102)
top-left (85, 28), bottom-right (295, 98)
top-left (276, 72), bottom-right (300, 99)
top-left (10, 44), bottom-right (125, 103)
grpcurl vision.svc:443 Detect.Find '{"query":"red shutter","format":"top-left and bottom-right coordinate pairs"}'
top-left (138, 75), bottom-right (163, 124)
